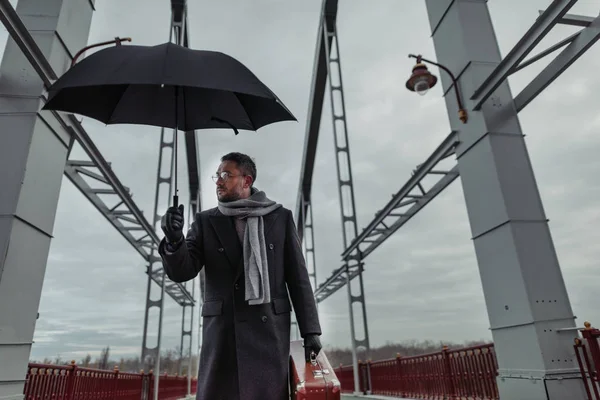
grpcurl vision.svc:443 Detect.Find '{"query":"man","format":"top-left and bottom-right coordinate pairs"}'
top-left (158, 152), bottom-right (322, 400)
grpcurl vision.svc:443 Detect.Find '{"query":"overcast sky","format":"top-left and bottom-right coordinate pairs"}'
top-left (3, 0), bottom-right (599, 363)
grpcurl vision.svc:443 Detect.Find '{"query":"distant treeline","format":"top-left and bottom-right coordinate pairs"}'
top-left (324, 339), bottom-right (490, 367)
top-left (30, 346), bottom-right (198, 376)
top-left (30, 339), bottom-right (490, 374)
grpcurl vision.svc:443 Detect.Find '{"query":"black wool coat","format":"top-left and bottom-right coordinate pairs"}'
top-left (158, 206), bottom-right (322, 400)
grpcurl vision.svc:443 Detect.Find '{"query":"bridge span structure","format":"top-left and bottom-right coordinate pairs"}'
top-left (0, 0), bottom-right (599, 400)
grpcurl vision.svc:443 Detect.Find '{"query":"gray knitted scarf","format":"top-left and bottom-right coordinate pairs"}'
top-left (217, 187), bottom-right (281, 305)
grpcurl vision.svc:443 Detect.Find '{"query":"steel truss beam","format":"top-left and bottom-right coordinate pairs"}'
top-left (178, 280), bottom-right (195, 377)
top-left (145, 4), bottom-right (199, 395)
top-left (314, 263), bottom-right (363, 303)
top-left (296, 1), bottom-right (367, 393)
top-left (0, 0), bottom-right (55, 87)
top-left (471, 0), bottom-right (577, 110)
top-left (142, 126), bottom-right (176, 372)
top-left (309, 1), bottom-right (600, 304)
top-left (64, 160), bottom-right (153, 260)
top-left (552, 11), bottom-right (596, 27)
top-left (295, 0), bottom-right (338, 238)
top-left (0, 0), bottom-right (194, 305)
top-left (515, 13), bottom-right (600, 112)
top-left (314, 132), bottom-right (459, 301)
top-left (341, 131), bottom-right (459, 261)
top-left (170, 0), bottom-right (201, 216)
top-left (301, 197), bottom-right (318, 290)
top-left (170, 0), bottom-right (205, 301)
top-left (321, 8), bottom-right (370, 393)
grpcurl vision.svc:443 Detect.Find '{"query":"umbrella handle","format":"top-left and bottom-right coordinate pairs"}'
top-left (71, 37), bottom-right (132, 67)
top-left (172, 195), bottom-right (179, 208)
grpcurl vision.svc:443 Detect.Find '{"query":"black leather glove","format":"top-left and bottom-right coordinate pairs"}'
top-left (161, 204), bottom-right (184, 245)
top-left (303, 334), bottom-right (322, 362)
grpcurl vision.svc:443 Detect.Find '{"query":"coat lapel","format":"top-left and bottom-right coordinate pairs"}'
top-left (208, 210), bottom-right (242, 271)
top-left (262, 210), bottom-right (280, 238)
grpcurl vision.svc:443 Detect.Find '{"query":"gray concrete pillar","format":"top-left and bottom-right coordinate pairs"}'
top-left (423, 1), bottom-right (586, 398)
top-left (0, 1), bottom-right (94, 398)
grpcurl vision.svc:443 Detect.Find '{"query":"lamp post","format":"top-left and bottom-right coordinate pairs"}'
top-left (405, 54), bottom-right (467, 123)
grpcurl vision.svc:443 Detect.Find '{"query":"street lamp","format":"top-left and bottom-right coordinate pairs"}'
top-left (405, 54), bottom-right (468, 123)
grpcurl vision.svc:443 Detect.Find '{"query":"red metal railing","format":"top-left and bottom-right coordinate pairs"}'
top-left (23, 324), bottom-right (600, 400)
top-left (336, 363), bottom-right (356, 393)
top-left (148, 372), bottom-right (198, 400)
top-left (574, 321), bottom-right (600, 400)
top-left (23, 361), bottom-right (197, 400)
top-left (334, 343), bottom-right (499, 399)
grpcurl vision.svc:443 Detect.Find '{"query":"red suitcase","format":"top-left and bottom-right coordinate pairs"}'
top-left (289, 340), bottom-right (341, 399)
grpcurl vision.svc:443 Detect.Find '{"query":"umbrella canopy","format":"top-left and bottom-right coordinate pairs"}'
top-left (42, 42), bottom-right (296, 132)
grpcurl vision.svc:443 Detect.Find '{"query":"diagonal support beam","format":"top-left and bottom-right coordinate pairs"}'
top-left (314, 263), bottom-right (362, 303)
top-left (471, 0), bottom-right (577, 110)
top-left (341, 131), bottom-right (459, 260)
top-left (548, 10), bottom-right (596, 27)
top-left (312, 132), bottom-right (460, 304)
top-left (63, 115), bottom-right (161, 251)
top-left (512, 32), bottom-right (579, 75)
top-left (72, 164), bottom-right (110, 184)
top-left (357, 165), bottom-right (459, 260)
top-left (64, 163), bottom-right (151, 259)
top-left (515, 14), bottom-right (600, 112)
top-left (0, 0), bottom-right (55, 86)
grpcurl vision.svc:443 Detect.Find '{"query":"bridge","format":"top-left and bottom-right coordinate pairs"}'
top-left (0, 0), bottom-right (599, 399)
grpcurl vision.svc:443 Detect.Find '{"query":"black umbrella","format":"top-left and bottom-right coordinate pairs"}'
top-left (42, 41), bottom-right (296, 207)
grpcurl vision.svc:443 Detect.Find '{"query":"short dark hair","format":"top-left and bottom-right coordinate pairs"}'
top-left (221, 152), bottom-right (257, 186)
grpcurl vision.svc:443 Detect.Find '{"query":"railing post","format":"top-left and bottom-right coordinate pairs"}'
top-left (573, 338), bottom-right (598, 400)
top-left (366, 359), bottom-right (372, 395)
top-left (65, 360), bottom-right (77, 400)
top-left (442, 345), bottom-right (456, 399)
top-left (148, 370), bottom-right (154, 400)
top-left (356, 360), bottom-right (362, 394)
top-left (395, 353), bottom-right (403, 397)
top-left (113, 365), bottom-right (119, 398)
top-left (140, 369), bottom-right (146, 400)
top-left (164, 371), bottom-right (168, 398)
top-left (582, 321), bottom-right (600, 375)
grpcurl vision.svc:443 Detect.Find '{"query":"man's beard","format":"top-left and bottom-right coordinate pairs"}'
top-left (217, 190), bottom-right (241, 203)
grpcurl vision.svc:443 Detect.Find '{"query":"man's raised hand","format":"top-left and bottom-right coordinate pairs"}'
top-left (161, 204), bottom-right (184, 244)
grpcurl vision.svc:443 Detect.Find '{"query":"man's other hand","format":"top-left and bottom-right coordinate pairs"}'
top-left (303, 334), bottom-right (322, 362)
top-left (161, 204), bottom-right (184, 244)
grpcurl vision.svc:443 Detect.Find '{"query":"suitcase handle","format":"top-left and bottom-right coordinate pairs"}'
top-left (309, 351), bottom-right (317, 366)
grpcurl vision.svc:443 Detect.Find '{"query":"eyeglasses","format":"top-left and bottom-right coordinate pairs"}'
top-left (211, 171), bottom-right (243, 183)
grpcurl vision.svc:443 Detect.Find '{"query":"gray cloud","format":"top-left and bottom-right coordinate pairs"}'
top-left (3, 0), bottom-right (596, 363)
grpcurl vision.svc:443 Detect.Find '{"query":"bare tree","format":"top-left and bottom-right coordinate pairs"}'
top-left (81, 354), bottom-right (92, 367)
top-left (98, 346), bottom-right (110, 370)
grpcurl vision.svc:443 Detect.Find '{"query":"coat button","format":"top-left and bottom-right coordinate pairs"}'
top-left (218, 247), bottom-right (224, 252)
top-left (234, 283), bottom-right (240, 290)
top-left (269, 243), bottom-right (274, 249)
top-left (261, 315), bottom-right (268, 323)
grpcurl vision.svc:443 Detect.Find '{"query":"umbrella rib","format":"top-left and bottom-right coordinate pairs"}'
top-left (233, 92), bottom-right (256, 129)
top-left (106, 85), bottom-right (133, 124)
